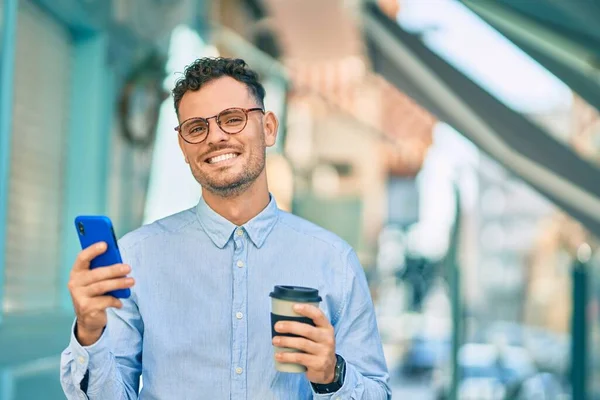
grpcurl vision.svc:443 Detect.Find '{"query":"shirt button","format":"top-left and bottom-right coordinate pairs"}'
top-left (235, 367), bottom-right (243, 374)
top-left (236, 312), bottom-right (243, 319)
top-left (235, 228), bottom-right (243, 237)
top-left (236, 260), bottom-right (244, 268)
top-left (78, 356), bottom-right (85, 365)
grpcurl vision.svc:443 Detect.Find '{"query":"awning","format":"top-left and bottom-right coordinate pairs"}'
top-left (459, 0), bottom-right (600, 112)
top-left (363, 3), bottom-right (600, 236)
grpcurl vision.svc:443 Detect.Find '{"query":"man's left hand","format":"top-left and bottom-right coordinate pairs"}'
top-left (272, 304), bottom-right (337, 384)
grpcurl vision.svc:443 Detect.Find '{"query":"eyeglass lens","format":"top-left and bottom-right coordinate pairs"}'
top-left (180, 108), bottom-right (248, 142)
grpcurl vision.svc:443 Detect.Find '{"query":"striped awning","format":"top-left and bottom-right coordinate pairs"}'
top-left (363, 2), bottom-right (600, 237)
top-left (459, 0), bottom-right (600, 113)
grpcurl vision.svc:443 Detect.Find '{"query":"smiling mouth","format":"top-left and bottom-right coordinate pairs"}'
top-left (206, 153), bottom-right (240, 164)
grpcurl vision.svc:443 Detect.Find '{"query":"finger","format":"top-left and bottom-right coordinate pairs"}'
top-left (86, 277), bottom-right (135, 297)
top-left (79, 295), bottom-right (123, 315)
top-left (292, 304), bottom-right (332, 328)
top-left (79, 264), bottom-right (131, 286)
top-left (93, 295), bottom-right (124, 310)
top-left (275, 321), bottom-right (323, 343)
top-left (275, 352), bottom-right (320, 369)
top-left (273, 336), bottom-right (322, 355)
top-left (73, 242), bottom-right (107, 271)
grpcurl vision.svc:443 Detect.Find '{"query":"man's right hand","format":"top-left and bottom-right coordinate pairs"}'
top-left (67, 242), bottom-right (135, 346)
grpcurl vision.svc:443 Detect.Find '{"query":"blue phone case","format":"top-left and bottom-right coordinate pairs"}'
top-left (74, 215), bottom-right (131, 299)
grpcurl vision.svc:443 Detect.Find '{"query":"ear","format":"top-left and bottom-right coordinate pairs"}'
top-left (263, 111), bottom-right (279, 148)
top-left (178, 134), bottom-right (190, 164)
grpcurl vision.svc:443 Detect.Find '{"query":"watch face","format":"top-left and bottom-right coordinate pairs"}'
top-left (334, 360), bottom-right (341, 381)
top-left (335, 354), bottom-right (346, 384)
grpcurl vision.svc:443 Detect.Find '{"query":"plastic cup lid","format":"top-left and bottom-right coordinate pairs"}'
top-left (269, 285), bottom-right (322, 303)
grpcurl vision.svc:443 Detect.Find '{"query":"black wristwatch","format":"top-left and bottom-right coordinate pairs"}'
top-left (311, 354), bottom-right (346, 394)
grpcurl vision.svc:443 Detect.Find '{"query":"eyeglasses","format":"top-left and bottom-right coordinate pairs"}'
top-left (175, 107), bottom-right (265, 144)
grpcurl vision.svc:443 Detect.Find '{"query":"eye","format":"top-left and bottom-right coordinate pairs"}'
top-left (224, 117), bottom-right (244, 125)
top-left (190, 126), bottom-right (207, 134)
top-left (185, 122), bottom-right (208, 136)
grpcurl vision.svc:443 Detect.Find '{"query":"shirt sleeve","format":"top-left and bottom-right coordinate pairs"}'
top-left (311, 248), bottom-right (391, 400)
top-left (60, 243), bottom-right (144, 400)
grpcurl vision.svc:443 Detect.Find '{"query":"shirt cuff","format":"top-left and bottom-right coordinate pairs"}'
top-left (311, 361), bottom-right (359, 400)
top-left (67, 320), bottom-right (111, 384)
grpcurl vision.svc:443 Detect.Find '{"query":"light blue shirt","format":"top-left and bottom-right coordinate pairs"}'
top-left (60, 195), bottom-right (391, 399)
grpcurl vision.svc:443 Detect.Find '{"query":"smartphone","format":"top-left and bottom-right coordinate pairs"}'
top-left (74, 215), bottom-right (131, 299)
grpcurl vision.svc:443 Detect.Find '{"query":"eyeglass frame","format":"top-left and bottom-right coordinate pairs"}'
top-left (174, 107), bottom-right (265, 144)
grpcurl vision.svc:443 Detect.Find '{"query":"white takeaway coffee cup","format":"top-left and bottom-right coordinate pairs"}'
top-left (270, 285), bottom-right (322, 373)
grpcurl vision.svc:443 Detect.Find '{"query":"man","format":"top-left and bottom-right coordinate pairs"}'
top-left (60, 57), bottom-right (391, 399)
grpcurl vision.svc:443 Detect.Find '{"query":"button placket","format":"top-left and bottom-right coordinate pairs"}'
top-left (231, 228), bottom-right (248, 397)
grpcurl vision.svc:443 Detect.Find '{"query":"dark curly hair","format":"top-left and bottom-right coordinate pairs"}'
top-left (172, 57), bottom-right (266, 114)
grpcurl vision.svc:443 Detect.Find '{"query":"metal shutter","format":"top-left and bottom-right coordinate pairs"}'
top-left (3, 0), bottom-right (71, 312)
top-left (0, 3), bottom-right (3, 47)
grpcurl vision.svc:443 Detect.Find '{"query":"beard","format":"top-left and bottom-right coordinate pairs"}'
top-left (191, 146), bottom-right (266, 198)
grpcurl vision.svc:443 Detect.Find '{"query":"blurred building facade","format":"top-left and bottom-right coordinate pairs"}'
top-left (522, 95), bottom-right (600, 334)
top-left (0, 0), bottom-right (208, 398)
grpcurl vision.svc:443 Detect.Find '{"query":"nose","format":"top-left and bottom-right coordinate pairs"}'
top-left (205, 118), bottom-right (230, 146)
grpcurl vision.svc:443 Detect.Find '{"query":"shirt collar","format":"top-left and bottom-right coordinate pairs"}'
top-left (196, 194), bottom-right (280, 249)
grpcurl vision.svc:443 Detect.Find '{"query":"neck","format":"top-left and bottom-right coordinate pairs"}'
top-left (202, 172), bottom-right (271, 226)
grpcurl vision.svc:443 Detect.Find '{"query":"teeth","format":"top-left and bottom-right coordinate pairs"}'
top-left (208, 153), bottom-right (238, 164)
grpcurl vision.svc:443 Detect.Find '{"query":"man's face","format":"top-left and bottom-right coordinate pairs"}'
top-left (177, 77), bottom-right (278, 197)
